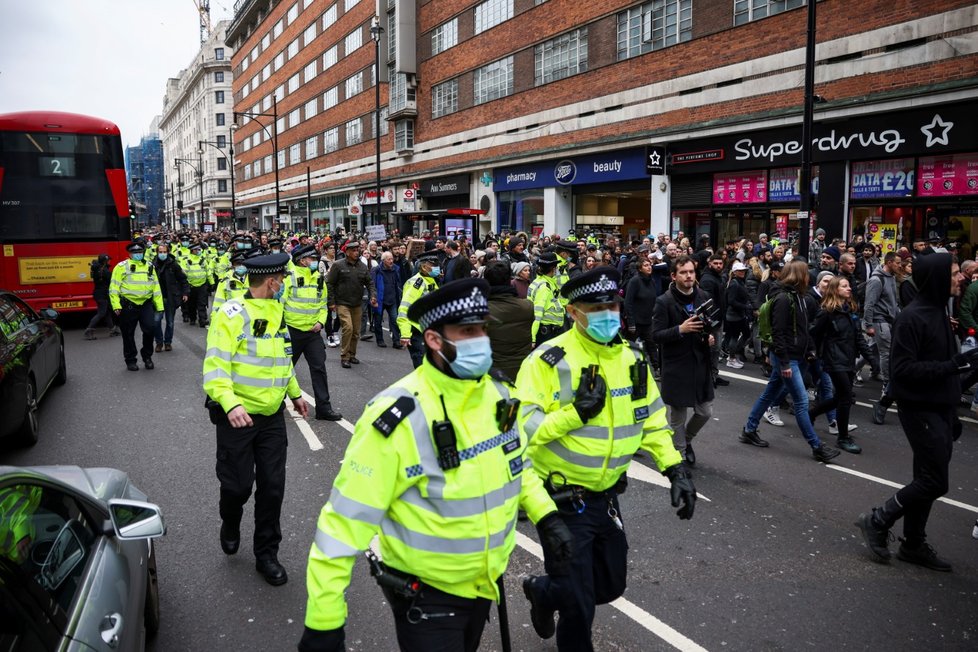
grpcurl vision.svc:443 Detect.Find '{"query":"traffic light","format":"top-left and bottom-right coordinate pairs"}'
top-left (129, 201), bottom-right (136, 219)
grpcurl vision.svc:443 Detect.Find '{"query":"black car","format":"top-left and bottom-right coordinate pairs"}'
top-left (0, 291), bottom-right (66, 446)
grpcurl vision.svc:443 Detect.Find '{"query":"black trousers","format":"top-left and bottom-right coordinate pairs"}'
top-left (119, 300), bottom-right (155, 364)
top-left (530, 494), bottom-right (628, 652)
top-left (382, 582), bottom-right (492, 652)
top-left (188, 284), bottom-right (209, 324)
top-left (893, 405), bottom-right (954, 546)
top-left (86, 296), bottom-right (114, 329)
top-left (288, 327), bottom-right (333, 416)
top-left (374, 303), bottom-right (397, 344)
top-left (215, 407), bottom-right (288, 560)
top-left (408, 332), bottom-right (425, 369)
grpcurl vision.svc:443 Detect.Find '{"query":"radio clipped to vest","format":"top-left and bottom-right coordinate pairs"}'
top-left (630, 359), bottom-right (648, 400)
top-left (496, 398), bottom-right (520, 432)
top-left (433, 395), bottom-right (460, 470)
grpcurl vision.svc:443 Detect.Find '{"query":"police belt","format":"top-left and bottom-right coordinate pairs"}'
top-left (546, 475), bottom-right (627, 510)
top-left (537, 323), bottom-right (565, 336)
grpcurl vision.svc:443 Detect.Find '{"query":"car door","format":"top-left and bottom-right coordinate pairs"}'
top-left (8, 296), bottom-right (57, 392)
top-left (0, 296), bottom-right (29, 439)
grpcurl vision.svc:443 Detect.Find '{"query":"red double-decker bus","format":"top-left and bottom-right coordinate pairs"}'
top-left (0, 111), bottom-right (132, 313)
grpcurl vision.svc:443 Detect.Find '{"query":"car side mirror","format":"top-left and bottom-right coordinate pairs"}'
top-left (40, 308), bottom-right (59, 320)
top-left (107, 499), bottom-right (166, 540)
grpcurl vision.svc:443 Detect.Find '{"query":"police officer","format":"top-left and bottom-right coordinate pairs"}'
top-left (203, 252), bottom-right (310, 586)
top-left (516, 267), bottom-right (696, 651)
top-left (184, 242), bottom-right (214, 326)
top-left (552, 239), bottom-right (581, 291)
top-left (110, 241), bottom-right (163, 371)
top-left (298, 278), bottom-right (573, 652)
top-left (397, 252), bottom-right (439, 368)
top-left (212, 250), bottom-right (250, 312)
top-left (528, 250), bottom-right (565, 345)
top-left (283, 244), bottom-right (342, 421)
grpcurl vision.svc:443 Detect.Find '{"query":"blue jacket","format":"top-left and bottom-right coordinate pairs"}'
top-left (372, 263), bottom-right (402, 310)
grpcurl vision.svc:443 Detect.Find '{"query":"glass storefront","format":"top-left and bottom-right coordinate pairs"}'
top-left (497, 189), bottom-right (544, 233)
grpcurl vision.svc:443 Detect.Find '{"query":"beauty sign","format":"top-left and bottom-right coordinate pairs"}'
top-left (917, 152), bottom-right (978, 197)
top-left (713, 170), bottom-right (767, 204)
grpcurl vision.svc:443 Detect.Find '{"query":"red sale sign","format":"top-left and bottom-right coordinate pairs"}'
top-left (713, 170), bottom-right (767, 204)
top-left (917, 152), bottom-right (978, 197)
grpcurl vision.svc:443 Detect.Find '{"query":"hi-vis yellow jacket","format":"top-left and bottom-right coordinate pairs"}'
top-left (515, 326), bottom-right (680, 492)
top-left (282, 265), bottom-right (328, 331)
top-left (109, 259), bottom-right (163, 311)
top-left (396, 272), bottom-right (437, 339)
top-left (303, 359), bottom-right (556, 631)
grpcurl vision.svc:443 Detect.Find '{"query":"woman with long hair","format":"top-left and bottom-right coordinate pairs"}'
top-left (809, 276), bottom-right (875, 453)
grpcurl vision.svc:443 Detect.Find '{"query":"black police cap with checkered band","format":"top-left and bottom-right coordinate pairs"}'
top-left (408, 278), bottom-right (490, 331)
top-left (242, 252), bottom-right (290, 275)
top-left (560, 267), bottom-right (622, 304)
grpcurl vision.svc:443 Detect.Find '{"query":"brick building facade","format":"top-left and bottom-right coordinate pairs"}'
top-left (226, 0), bottom-right (978, 246)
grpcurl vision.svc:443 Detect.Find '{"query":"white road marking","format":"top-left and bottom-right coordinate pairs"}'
top-left (298, 389), bottom-right (356, 434)
top-left (285, 401), bottom-right (323, 451)
top-left (718, 369), bottom-right (978, 424)
top-left (515, 531), bottom-right (710, 652)
top-left (628, 460), bottom-right (712, 502)
top-left (826, 465), bottom-right (978, 513)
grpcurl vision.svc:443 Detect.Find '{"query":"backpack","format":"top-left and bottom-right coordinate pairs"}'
top-left (757, 293), bottom-right (795, 345)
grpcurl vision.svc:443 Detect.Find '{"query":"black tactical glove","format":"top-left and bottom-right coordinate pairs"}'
top-left (664, 463), bottom-right (697, 520)
top-left (953, 348), bottom-right (978, 370)
top-left (537, 512), bottom-right (575, 575)
top-left (297, 626), bottom-right (345, 652)
top-left (573, 369), bottom-right (606, 422)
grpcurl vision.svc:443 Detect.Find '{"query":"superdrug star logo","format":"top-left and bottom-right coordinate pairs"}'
top-left (920, 114), bottom-right (953, 148)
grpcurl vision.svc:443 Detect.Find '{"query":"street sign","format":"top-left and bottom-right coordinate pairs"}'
top-left (278, 205), bottom-right (289, 214)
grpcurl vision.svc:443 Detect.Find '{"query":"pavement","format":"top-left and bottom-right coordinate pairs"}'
top-left (2, 317), bottom-right (977, 651)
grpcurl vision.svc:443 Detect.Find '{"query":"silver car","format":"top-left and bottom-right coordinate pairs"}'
top-left (0, 466), bottom-right (165, 650)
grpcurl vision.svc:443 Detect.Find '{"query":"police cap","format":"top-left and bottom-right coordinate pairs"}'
top-left (552, 239), bottom-right (576, 253)
top-left (536, 250), bottom-right (560, 268)
top-left (242, 252), bottom-right (290, 275)
top-left (407, 278), bottom-right (490, 332)
top-left (291, 244), bottom-right (317, 261)
top-left (126, 241), bottom-right (146, 253)
top-left (560, 267), bottom-right (622, 304)
top-left (415, 252), bottom-right (439, 265)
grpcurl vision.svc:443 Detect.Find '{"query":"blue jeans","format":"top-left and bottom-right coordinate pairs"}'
top-left (811, 360), bottom-right (838, 424)
top-left (745, 353), bottom-right (822, 448)
top-left (373, 303), bottom-right (397, 344)
top-left (154, 297), bottom-right (178, 344)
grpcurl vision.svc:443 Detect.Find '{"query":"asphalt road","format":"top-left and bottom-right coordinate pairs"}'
top-left (2, 316), bottom-right (977, 651)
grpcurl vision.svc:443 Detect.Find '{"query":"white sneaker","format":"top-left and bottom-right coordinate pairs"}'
top-left (327, 335), bottom-right (339, 347)
top-left (726, 358), bottom-right (744, 369)
top-left (828, 421), bottom-right (858, 435)
top-left (763, 407), bottom-right (784, 427)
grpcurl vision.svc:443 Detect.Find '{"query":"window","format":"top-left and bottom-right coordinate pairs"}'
top-left (431, 18), bottom-right (458, 55)
top-left (475, 0), bottom-right (512, 34)
top-left (253, 132), bottom-right (262, 148)
top-left (306, 136), bottom-right (319, 159)
top-left (323, 45), bottom-right (339, 70)
top-left (273, 19), bottom-right (284, 39)
top-left (287, 3), bottom-right (299, 24)
top-left (263, 154), bottom-right (272, 172)
top-left (345, 0), bottom-right (360, 9)
top-left (217, 157), bottom-right (228, 170)
top-left (345, 27), bottom-right (362, 54)
top-left (395, 119), bottom-right (414, 151)
top-left (431, 79), bottom-right (458, 118)
top-left (389, 70), bottom-right (415, 113)
top-left (535, 27), bottom-right (588, 85)
top-left (734, 0), bottom-right (805, 25)
top-left (262, 33), bottom-right (271, 50)
top-left (215, 47), bottom-right (225, 60)
top-left (278, 150), bottom-right (286, 169)
top-left (288, 39), bottom-right (300, 59)
top-left (305, 98), bottom-right (318, 119)
top-left (324, 127), bottom-right (339, 153)
top-left (217, 135), bottom-right (227, 147)
top-left (288, 73), bottom-right (300, 93)
top-left (379, 106), bottom-right (389, 136)
top-left (304, 61), bottom-right (317, 84)
top-left (618, 1), bottom-right (692, 59)
top-left (242, 139), bottom-right (251, 153)
top-left (304, 0), bottom-right (314, 8)
top-left (290, 143), bottom-right (301, 165)
top-left (262, 64), bottom-right (271, 82)
top-left (218, 179), bottom-right (228, 192)
top-left (244, 165), bottom-right (252, 180)
top-left (322, 4), bottom-right (337, 30)
top-left (304, 24), bottom-right (317, 46)
top-left (251, 45), bottom-right (260, 62)
top-left (252, 102), bottom-right (260, 115)
top-left (215, 71), bottom-right (225, 83)
top-left (252, 76), bottom-right (260, 92)
top-left (474, 56), bottom-right (513, 105)
top-left (242, 55), bottom-right (250, 72)
top-left (263, 94), bottom-right (273, 111)
top-left (288, 109), bottom-right (301, 129)
top-left (276, 117), bottom-right (286, 134)
top-left (275, 84), bottom-right (286, 101)
top-left (215, 90), bottom-right (225, 104)
top-left (345, 72), bottom-right (363, 98)
top-left (216, 113), bottom-right (226, 126)
top-left (242, 83), bottom-right (250, 99)
top-left (324, 86), bottom-right (339, 109)
top-left (346, 118), bottom-right (362, 146)
top-left (274, 51), bottom-right (285, 71)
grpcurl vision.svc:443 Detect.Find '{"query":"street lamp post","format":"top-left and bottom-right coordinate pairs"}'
top-left (797, 0), bottom-right (818, 262)
top-left (175, 157), bottom-right (203, 230)
top-left (199, 133), bottom-right (236, 228)
top-left (234, 98), bottom-right (279, 231)
top-left (370, 18), bottom-right (384, 230)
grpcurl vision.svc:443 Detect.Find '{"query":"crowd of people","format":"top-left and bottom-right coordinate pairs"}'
top-left (86, 222), bottom-right (974, 650)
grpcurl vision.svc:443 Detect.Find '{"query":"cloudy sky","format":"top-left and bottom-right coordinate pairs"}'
top-left (0, 0), bottom-right (234, 148)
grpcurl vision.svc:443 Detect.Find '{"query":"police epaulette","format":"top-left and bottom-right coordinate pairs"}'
top-left (413, 277), bottom-right (424, 289)
top-left (372, 396), bottom-right (416, 438)
top-left (539, 346), bottom-right (566, 367)
top-left (489, 368), bottom-right (515, 386)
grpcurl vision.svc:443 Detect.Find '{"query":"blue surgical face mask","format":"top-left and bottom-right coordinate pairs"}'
top-left (236, 242), bottom-right (246, 250)
top-left (308, 260), bottom-right (319, 271)
top-left (157, 253), bottom-right (168, 261)
top-left (583, 309), bottom-right (620, 343)
top-left (437, 334), bottom-right (492, 379)
top-left (131, 253), bottom-right (144, 262)
top-left (272, 280), bottom-right (285, 301)
top-left (429, 266), bottom-right (441, 277)
top-left (181, 240), bottom-right (190, 246)
top-left (234, 265), bottom-right (247, 276)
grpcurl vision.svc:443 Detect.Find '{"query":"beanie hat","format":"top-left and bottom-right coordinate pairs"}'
top-left (823, 246), bottom-right (841, 261)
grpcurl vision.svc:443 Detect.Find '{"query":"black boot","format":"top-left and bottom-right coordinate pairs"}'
top-left (855, 496), bottom-right (901, 562)
top-left (896, 540), bottom-right (952, 572)
top-left (837, 437), bottom-right (862, 454)
top-left (739, 428), bottom-right (769, 447)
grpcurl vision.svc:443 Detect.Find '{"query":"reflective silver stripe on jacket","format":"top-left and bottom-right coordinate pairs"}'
top-left (328, 486), bottom-right (385, 525)
top-left (314, 528), bottom-right (360, 558)
top-left (398, 476), bottom-right (522, 519)
top-left (379, 513), bottom-right (516, 554)
top-left (543, 440), bottom-right (633, 470)
top-left (202, 369), bottom-right (291, 387)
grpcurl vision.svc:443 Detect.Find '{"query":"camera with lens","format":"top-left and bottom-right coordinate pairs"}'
top-left (693, 297), bottom-right (720, 330)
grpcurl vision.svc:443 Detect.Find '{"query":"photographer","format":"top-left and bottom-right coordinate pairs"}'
top-left (652, 255), bottom-right (716, 466)
top-left (84, 254), bottom-right (118, 339)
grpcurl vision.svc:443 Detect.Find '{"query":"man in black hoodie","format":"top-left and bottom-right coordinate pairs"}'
top-left (856, 253), bottom-right (972, 571)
